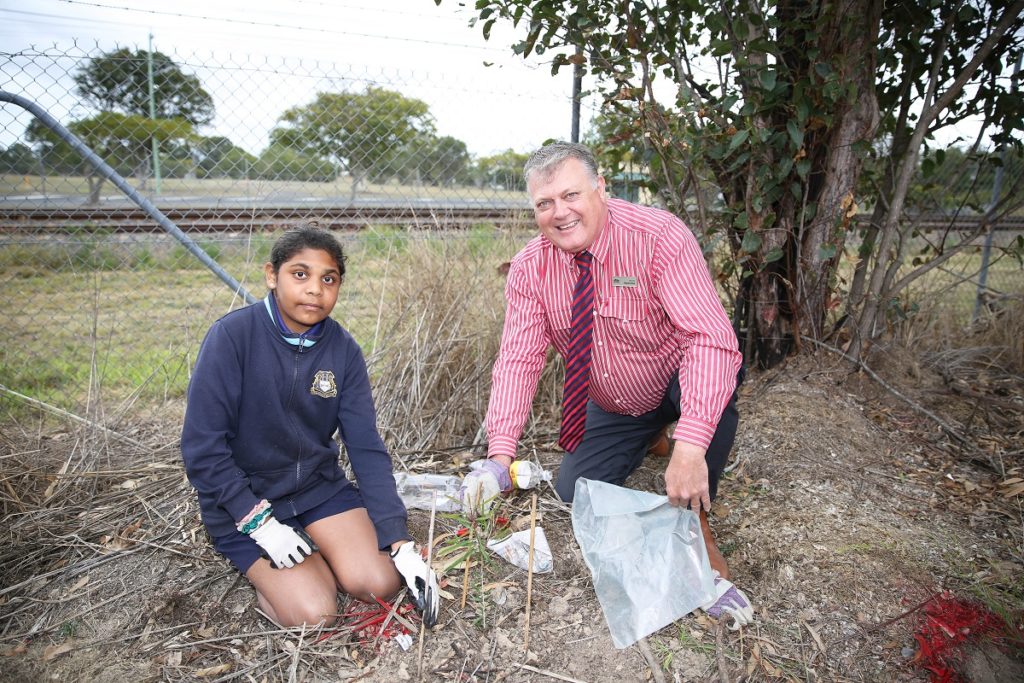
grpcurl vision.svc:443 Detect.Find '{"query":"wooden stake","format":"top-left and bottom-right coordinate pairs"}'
top-left (523, 492), bottom-right (538, 653)
top-left (459, 525), bottom-right (472, 610)
top-left (417, 492), bottom-right (438, 681)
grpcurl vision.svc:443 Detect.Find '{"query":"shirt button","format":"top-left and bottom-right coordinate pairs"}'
top-left (597, 341), bottom-right (603, 346)
top-left (603, 373), bottom-right (609, 378)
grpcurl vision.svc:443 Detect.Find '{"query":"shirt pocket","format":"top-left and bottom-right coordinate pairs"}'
top-left (597, 296), bottom-right (661, 353)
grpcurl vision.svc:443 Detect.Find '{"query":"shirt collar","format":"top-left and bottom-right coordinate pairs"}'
top-left (263, 294), bottom-right (323, 348)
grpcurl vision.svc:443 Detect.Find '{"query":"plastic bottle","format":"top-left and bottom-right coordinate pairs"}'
top-left (508, 461), bottom-right (552, 490)
top-left (467, 459), bottom-right (552, 490)
top-left (393, 472), bottom-right (461, 512)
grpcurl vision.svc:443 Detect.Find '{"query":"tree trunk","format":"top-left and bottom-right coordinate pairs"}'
top-left (797, 0), bottom-right (881, 340)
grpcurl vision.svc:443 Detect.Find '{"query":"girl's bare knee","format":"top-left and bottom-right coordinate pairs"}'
top-left (257, 589), bottom-right (338, 627)
top-left (343, 570), bottom-right (400, 604)
top-left (277, 594), bottom-right (338, 627)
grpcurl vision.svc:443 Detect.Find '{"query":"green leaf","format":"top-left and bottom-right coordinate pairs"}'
top-left (727, 128), bottom-right (749, 153)
top-left (759, 69), bottom-right (777, 91)
top-left (817, 244), bottom-right (837, 260)
top-left (787, 120), bottom-right (803, 148)
top-left (815, 62), bottom-right (831, 79)
top-left (741, 230), bottom-right (762, 253)
top-left (796, 158), bottom-right (811, 178)
top-left (777, 156), bottom-right (794, 179)
top-left (764, 247), bottom-right (784, 263)
top-left (796, 98), bottom-right (810, 124)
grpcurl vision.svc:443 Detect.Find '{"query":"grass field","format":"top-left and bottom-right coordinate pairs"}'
top-left (0, 222), bottom-right (1019, 424)
top-left (0, 226), bottom-right (529, 422)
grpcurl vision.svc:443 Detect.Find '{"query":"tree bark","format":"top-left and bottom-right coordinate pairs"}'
top-left (798, 0), bottom-right (882, 340)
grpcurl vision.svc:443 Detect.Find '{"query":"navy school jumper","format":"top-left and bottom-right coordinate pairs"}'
top-left (180, 297), bottom-right (408, 549)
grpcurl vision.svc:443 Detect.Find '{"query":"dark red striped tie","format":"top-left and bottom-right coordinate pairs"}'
top-left (558, 250), bottom-right (595, 453)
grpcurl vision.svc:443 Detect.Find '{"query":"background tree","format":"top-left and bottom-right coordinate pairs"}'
top-left (253, 144), bottom-right (338, 182)
top-left (388, 134), bottom-right (471, 186)
top-left (472, 148), bottom-right (529, 191)
top-left (271, 86), bottom-right (434, 199)
top-left (43, 48), bottom-right (217, 203)
top-left (195, 136), bottom-right (257, 179)
top-left (454, 0), bottom-right (1024, 369)
top-left (0, 143), bottom-right (38, 175)
top-left (73, 47), bottom-right (213, 125)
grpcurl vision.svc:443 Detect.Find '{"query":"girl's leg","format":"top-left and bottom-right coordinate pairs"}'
top-left (245, 554), bottom-right (340, 627)
top-left (305, 508), bottom-right (402, 603)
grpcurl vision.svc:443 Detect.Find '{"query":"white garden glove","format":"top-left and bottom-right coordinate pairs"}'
top-left (390, 542), bottom-right (440, 627)
top-left (459, 459), bottom-right (512, 515)
top-left (700, 574), bottom-right (754, 630)
top-left (250, 517), bottom-right (317, 569)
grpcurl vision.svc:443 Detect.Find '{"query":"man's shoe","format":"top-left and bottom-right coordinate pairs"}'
top-left (647, 431), bottom-right (670, 457)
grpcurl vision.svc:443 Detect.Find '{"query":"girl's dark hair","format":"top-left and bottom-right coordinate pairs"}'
top-left (269, 224), bottom-right (346, 280)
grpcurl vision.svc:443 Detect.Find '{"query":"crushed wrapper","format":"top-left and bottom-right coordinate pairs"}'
top-left (486, 527), bottom-right (553, 573)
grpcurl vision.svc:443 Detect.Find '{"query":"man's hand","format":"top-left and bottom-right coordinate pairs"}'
top-left (250, 517), bottom-right (318, 569)
top-left (459, 458), bottom-right (513, 515)
top-left (390, 542), bottom-right (440, 627)
top-left (665, 441), bottom-right (710, 511)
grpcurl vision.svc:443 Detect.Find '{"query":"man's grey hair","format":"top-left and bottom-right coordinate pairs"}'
top-left (523, 141), bottom-right (600, 188)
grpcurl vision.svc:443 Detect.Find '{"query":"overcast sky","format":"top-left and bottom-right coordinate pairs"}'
top-left (0, 0), bottom-right (593, 156)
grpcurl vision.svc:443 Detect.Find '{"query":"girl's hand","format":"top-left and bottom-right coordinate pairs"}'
top-left (250, 517), bottom-right (318, 569)
top-left (390, 542), bottom-right (439, 627)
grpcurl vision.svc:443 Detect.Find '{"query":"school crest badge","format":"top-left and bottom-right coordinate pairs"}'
top-left (310, 370), bottom-right (337, 398)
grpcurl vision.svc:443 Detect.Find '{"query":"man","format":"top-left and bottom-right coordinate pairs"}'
top-left (464, 141), bottom-right (745, 582)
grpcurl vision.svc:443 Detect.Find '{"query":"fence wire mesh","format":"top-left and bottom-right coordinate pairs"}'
top-left (1, 43), bottom-right (1022, 433)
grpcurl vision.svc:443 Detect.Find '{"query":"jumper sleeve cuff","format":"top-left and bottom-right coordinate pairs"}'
top-left (226, 491), bottom-right (264, 527)
top-left (671, 417), bottom-right (716, 451)
top-left (373, 516), bottom-right (410, 551)
top-left (486, 435), bottom-right (518, 460)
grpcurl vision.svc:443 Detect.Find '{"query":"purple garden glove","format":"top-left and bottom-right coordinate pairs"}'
top-left (459, 459), bottom-right (513, 515)
top-left (700, 575), bottom-right (754, 630)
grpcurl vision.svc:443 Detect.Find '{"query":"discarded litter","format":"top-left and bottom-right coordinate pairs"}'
top-left (487, 528), bottom-right (553, 573)
top-left (394, 473), bottom-right (461, 512)
top-left (571, 479), bottom-right (715, 648)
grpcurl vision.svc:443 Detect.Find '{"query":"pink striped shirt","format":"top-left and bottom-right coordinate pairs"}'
top-left (486, 197), bottom-right (742, 459)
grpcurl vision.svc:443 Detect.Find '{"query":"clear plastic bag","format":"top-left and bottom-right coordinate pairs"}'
top-left (570, 478), bottom-right (716, 648)
top-left (393, 473), bottom-right (461, 512)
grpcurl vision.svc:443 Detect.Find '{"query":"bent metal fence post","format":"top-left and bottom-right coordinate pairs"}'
top-left (0, 91), bottom-right (257, 306)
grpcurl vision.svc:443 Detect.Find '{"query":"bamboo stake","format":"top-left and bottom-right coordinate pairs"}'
top-left (523, 492), bottom-right (538, 653)
top-left (417, 492), bottom-right (437, 681)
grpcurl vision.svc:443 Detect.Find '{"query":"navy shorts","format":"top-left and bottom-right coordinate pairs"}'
top-left (554, 368), bottom-right (743, 503)
top-left (211, 485), bottom-right (365, 574)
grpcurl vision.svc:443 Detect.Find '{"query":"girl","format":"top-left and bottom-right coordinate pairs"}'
top-left (181, 225), bottom-right (438, 627)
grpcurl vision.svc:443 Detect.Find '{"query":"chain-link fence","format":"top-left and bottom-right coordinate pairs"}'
top-left (1, 44), bottom-right (1022, 431)
top-left (0, 44), bottom-right (569, 431)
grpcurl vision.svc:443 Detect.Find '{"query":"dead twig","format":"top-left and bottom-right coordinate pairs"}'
top-left (636, 637), bottom-right (667, 683)
top-left (0, 384), bottom-right (148, 449)
top-left (524, 492), bottom-right (538, 653)
top-left (802, 336), bottom-right (970, 445)
top-left (513, 662), bottom-right (588, 683)
top-left (417, 492), bottom-right (438, 681)
top-left (714, 621), bottom-right (731, 683)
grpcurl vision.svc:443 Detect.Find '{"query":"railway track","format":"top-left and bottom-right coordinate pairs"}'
top-left (0, 205), bottom-right (1021, 233)
top-left (0, 205), bottom-right (533, 232)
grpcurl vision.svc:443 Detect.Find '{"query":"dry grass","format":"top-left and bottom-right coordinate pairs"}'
top-left (1, 228), bottom-right (1022, 682)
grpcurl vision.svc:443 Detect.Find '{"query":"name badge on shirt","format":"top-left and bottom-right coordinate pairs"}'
top-left (612, 276), bottom-right (638, 288)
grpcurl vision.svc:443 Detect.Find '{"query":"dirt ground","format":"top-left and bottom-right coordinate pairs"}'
top-left (1, 350), bottom-right (1022, 682)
